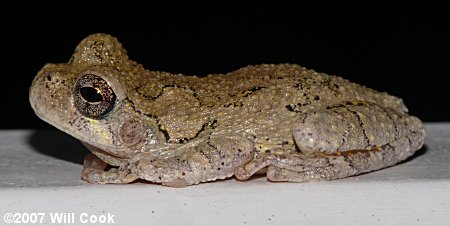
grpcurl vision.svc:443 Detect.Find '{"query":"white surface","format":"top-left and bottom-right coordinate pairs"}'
top-left (1, 123), bottom-right (450, 226)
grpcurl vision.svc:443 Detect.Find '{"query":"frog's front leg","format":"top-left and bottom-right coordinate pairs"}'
top-left (82, 153), bottom-right (138, 184)
top-left (82, 136), bottom-right (254, 187)
top-left (133, 136), bottom-right (254, 187)
top-left (235, 102), bottom-right (426, 182)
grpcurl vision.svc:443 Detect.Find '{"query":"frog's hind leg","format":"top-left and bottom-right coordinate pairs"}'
top-left (265, 138), bottom-right (409, 182)
top-left (235, 101), bottom-right (426, 182)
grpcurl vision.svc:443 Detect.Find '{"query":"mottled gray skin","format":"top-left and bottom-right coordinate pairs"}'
top-left (29, 34), bottom-right (425, 187)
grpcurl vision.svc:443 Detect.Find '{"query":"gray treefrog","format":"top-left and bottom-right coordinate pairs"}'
top-left (29, 34), bottom-right (425, 187)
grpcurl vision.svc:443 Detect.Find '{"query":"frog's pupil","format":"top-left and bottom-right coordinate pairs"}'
top-left (80, 87), bottom-right (103, 103)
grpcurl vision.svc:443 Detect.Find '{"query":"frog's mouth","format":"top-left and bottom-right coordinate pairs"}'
top-left (81, 141), bottom-right (130, 166)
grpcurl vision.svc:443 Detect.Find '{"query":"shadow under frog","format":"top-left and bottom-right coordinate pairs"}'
top-left (28, 130), bottom-right (89, 165)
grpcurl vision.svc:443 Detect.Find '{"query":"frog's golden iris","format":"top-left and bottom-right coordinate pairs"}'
top-left (73, 74), bottom-right (116, 119)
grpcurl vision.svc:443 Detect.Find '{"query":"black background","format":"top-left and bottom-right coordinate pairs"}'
top-left (2, 3), bottom-right (448, 129)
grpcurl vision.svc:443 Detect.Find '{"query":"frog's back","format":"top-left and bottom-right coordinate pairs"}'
top-left (192, 64), bottom-right (407, 113)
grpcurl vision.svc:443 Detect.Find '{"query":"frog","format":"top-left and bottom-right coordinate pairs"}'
top-left (29, 33), bottom-right (426, 187)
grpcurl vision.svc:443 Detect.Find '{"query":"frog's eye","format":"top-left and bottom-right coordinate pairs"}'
top-left (73, 74), bottom-right (116, 119)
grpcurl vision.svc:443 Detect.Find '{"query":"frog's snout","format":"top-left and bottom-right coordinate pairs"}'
top-left (30, 64), bottom-right (53, 113)
top-left (29, 66), bottom-right (46, 114)
top-left (29, 63), bottom-right (74, 124)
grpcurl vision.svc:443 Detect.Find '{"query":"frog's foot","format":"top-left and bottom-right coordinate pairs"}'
top-left (236, 101), bottom-right (426, 182)
top-left (81, 153), bottom-right (138, 184)
top-left (234, 152), bottom-right (332, 181)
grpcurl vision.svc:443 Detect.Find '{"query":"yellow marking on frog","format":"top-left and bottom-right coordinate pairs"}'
top-left (348, 100), bottom-right (375, 106)
top-left (256, 143), bottom-right (282, 153)
top-left (86, 118), bottom-right (111, 142)
top-left (373, 146), bottom-right (383, 152)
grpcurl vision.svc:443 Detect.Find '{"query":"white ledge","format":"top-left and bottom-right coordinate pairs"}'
top-left (1, 123), bottom-right (449, 225)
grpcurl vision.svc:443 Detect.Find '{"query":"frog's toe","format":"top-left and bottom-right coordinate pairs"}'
top-left (234, 154), bottom-right (271, 180)
top-left (266, 166), bottom-right (323, 182)
top-left (81, 168), bottom-right (104, 184)
top-left (234, 167), bottom-right (251, 180)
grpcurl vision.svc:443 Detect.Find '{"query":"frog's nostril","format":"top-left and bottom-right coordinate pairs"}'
top-left (45, 72), bottom-right (52, 81)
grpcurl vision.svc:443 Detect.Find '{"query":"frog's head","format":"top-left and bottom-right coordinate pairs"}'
top-left (30, 33), bottom-right (160, 165)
